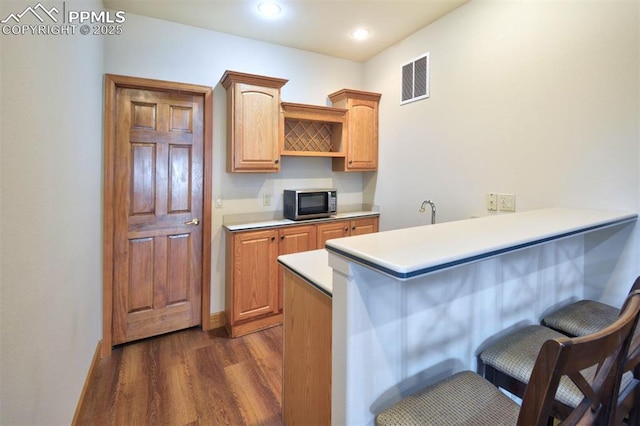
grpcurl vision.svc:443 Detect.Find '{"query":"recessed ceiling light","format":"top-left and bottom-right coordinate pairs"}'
top-left (257, 2), bottom-right (282, 18)
top-left (351, 28), bottom-right (371, 40)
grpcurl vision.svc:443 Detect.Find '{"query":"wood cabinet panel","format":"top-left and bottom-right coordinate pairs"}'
top-left (316, 221), bottom-right (350, 248)
top-left (278, 225), bottom-right (317, 311)
top-left (234, 83), bottom-right (280, 171)
top-left (231, 230), bottom-right (278, 323)
top-left (317, 217), bottom-right (379, 248)
top-left (283, 270), bottom-right (332, 425)
top-left (346, 100), bottom-right (378, 170)
top-left (350, 217), bottom-right (379, 236)
top-left (329, 89), bottom-right (381, 172)
top-left (220, 71), bottom-right (288, 173)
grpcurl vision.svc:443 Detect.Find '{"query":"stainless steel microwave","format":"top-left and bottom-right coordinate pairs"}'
top-left (283, 189), bottom-right (337, 220)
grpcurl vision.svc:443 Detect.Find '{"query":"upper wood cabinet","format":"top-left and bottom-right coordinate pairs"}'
top-left (220, 71), bottom-right (381, 173)
top-left (220, 71), bottom-right (288, 173)
top-left (329, 89), bottom-right (381, 172)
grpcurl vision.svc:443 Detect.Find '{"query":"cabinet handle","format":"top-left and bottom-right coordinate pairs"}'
top-left (352, 226), bottom-right (356, 230)
top-left (349, 160), bottom-right (353, 164)
top-left (274, 159), bottom-right (279, 164)
top-left (344, 228), bottom-right (349, 232)
top-left (280, 235), bottom-right (285, 240)
top-left (271, 237), bottom-right (275, 241)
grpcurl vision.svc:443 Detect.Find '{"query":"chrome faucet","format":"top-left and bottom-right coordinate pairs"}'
top-left (419, 200), bottom-right (436, 224)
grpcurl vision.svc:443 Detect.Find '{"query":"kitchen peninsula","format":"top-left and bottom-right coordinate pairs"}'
top-left (278, 207), bottom-right (637, 425)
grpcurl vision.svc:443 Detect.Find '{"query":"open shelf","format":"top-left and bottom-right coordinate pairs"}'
top-left (281, 102), bottom-right (347, 157)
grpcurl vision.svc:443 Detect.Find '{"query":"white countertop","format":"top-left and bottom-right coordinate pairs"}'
top-left (224, 210), bottom-right (379, 232)
top-left (325, 208), bottom-right (637, 280)
top-left (278, 249), bottom-right (333, 296)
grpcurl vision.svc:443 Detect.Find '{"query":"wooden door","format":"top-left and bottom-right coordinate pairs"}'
top-left (231, 230), bottom-right (279, 323)
top-left (278, 225), bottom-right (317, 311)
top-left (112, 87), bottom-right (204, 345)
top-left (316, 221), bottom-right (350, 248)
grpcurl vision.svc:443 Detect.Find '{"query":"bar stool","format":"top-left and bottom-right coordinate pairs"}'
top-left (538, 275), bottom-right (640, 423)
top-left (478, 287), bottom-right (640, 425)
top-left (376, 291), bottom-right (640, 426)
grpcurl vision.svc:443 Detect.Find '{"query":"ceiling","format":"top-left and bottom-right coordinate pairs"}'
top-left (102, 0), bottom-right (469, 62)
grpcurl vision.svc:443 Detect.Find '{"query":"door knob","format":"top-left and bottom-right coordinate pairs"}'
top-left (185, 218), bottom-right (200, 226)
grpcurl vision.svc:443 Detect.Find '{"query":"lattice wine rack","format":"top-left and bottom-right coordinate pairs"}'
top-left (281, 102), bottom-right (347, 157)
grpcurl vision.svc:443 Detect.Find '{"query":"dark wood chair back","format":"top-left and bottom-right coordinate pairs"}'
top-left (518, 290), bottom-right (640, 426)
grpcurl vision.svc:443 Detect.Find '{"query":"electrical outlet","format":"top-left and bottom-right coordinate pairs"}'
top-left (498, 193), bottom-right (516, 212)
top-left (215, 196), bottom-right (223, 208)
top-left (263, 193), bottom-right (271, 207)
top-left (487, 193), bottom-right (498, 211)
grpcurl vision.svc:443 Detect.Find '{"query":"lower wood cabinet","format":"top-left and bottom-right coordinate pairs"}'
top-left (316, 217), bottom-right (379, 248)
top-left (225, 229), bottom-right (280, 338)
top-left (225, 216), bottom-right (378, 337)
top-left (277, 225), bottom-right (317, 312)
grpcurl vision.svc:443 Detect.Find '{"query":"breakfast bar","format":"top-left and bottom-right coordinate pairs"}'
top-left (278, 207), bottom-right (637, 425)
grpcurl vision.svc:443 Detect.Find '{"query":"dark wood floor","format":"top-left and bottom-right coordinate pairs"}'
top-left (75, 326), bottom-right (284, 425)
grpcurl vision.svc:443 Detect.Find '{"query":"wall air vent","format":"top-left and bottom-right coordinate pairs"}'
top-left (401, 52), bottom-right (430, 105)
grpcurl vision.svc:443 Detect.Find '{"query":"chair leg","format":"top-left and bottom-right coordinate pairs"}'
top-left (477, 356), bottom-right (485, 377)
top-left (482, 363), bottom-right (497, 385)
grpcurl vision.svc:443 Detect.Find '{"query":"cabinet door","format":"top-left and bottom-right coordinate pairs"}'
top-left (346, 98), bottom-right (378, 171)
top-left (350, 217), bottom-right (379, 236)
top-left (229, 83), bottom-right (281, 172)
top-left (278, 225), bottom-right (317, 311)
top-left (316, 221), bottom-right (350, 248)
top-left (232, 229), bottom-right (278, 323)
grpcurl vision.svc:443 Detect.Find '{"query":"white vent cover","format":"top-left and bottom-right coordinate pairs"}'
top-left (401, 52), bottom-right (430, 105)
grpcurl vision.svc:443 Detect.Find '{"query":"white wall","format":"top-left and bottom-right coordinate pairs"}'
top-left (364, 0), bottom-right (639, 304)
top-left (0, 0), bottom-right (104, 424)
top-left (103, 13), bottom-right (366, 314)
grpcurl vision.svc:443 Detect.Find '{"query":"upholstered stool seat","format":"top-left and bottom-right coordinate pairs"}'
top-left (542, 299), bottom-right (619, 336)
top-left (375, 371), bottom-right (519, 426)
top-left (479, 324), bottom-right (635, 410)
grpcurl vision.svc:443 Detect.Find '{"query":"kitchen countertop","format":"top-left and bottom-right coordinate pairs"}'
top-left (278, 249), bottom-right (333, 296)
top-left (223, 210), bottom-right (379, 232)
top-left (325, 207), bottom-right (637, 280)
